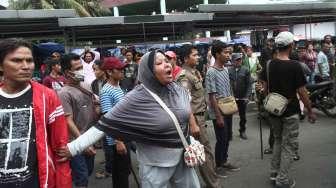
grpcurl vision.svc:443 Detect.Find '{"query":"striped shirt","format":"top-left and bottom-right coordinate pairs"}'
top-left (205, 66), bottom-right (232, 97)
top-left (205, 66), bottom-right (232, 119)
top-left (100, 83), bottom-right (125, 145)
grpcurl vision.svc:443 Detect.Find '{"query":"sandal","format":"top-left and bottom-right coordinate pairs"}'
top-left (264, 148), bottom-right (273, 154)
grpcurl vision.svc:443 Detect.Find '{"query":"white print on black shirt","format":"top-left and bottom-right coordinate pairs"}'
top-left (0, 107), bottom-right (33, 183)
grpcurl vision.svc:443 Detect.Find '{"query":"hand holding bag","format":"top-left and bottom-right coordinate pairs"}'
top-left (143, 85), bottom-right (206, 167)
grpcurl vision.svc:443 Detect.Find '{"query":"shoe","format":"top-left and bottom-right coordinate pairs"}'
top-left (239, 132), bottom-right (248, 140)
top-left (293, 154), bottom-right (300, 161)
top-left (264, 148), bottom-right (273, 154)
top-left (299, 113), bottom-right (305, 121)
top-left (215, 167), bottom-right (228, 178)
top-left (222, 162), bottom-right (240, 172)
top-left (275, 179), bottom-right (296, 188)
top-left (95, 170), bottom-right (111, 179)
top-left (270, 172), bottom-right (277, 184)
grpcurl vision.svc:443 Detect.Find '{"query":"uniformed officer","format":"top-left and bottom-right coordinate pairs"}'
top-left (176, 45), bottom-right (225, 188)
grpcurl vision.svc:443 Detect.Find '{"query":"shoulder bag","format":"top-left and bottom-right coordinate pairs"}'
top-left (217, 96), bottom-right (238, 115)
top-left (263, 61), bottom-right (289, 116)
top-left (216, 68), bottom-right (238, 115)
top-left (143, 85), bottom-right (205, 167)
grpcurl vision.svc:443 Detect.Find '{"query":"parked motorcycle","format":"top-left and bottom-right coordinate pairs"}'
top-left (306, 80), bottom-right (336, 117)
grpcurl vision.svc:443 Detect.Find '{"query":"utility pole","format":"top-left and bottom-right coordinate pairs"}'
top-left (113, 7), bottom-right (119, 17)
top-left (160, 0), bottom-right (166, 15)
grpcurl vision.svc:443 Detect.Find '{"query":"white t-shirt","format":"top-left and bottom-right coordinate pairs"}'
top-left (81, 50), bottom-right (100, 85)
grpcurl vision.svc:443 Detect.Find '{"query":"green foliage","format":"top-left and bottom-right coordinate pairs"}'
top-left (8, 0), bottom-right (32, 9)
top-left (8, 0), bottom-right (112, 17)
top-left (117, 0), bottom-right (227, 16)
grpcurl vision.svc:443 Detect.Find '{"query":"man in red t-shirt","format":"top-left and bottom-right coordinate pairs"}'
top-left (165, 51), bottom-right (182, 80)
top-left (42, 59), bottom-right (67, 91)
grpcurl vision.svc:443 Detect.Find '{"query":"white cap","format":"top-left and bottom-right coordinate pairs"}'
top-left (275, 31), bottom-right (298, 47)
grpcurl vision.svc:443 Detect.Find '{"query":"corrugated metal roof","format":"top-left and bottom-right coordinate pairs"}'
top-left (0, 9), bottom-right (77, 19)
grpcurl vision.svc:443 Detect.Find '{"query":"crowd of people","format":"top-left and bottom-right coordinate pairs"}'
top-left (0, 31), bottom-right (333, 188)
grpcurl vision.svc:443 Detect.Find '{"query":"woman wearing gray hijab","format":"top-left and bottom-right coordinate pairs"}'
top-left (57, 50), bottom-right (201, 188)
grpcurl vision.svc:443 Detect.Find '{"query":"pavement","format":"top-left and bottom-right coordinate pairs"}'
top-left (88, 104), bottom-right (336, 188)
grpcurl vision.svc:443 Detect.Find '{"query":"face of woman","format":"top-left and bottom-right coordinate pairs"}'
top-left (153, 53), bottom-right (173, 85)
top-left (93, 64), bottom-right (105, 79)
top-left (108, 68), bottom-right (124, 81)
top-left (308, 44), bottom-right (314, 51)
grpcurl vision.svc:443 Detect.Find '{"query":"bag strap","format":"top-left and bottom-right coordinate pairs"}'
top-left (266, 60), bottom-right (271, 94)
top-left (142, 85), bottom-right (189, 149)
top-left (213, 66), bottom-right (234, 97)
top-left (68, 84), bottom-right (94, 98)
top-left (265, 61), bottom-right (293, 102)
top-left (68, 84), bottom-right (100, 119)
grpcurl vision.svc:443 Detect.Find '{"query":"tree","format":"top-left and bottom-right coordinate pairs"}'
top-left (31, 0), bottom-right (42, 9)
top-left (8, 0), bottom-right (112, 17)
top-left (117, 0), bottom-right (227, 16)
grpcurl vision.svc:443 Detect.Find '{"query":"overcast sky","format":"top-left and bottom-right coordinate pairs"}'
top-left (0, 0), bottom-right (320, 7)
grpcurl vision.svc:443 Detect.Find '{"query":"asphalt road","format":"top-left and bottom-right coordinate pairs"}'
top-left (88, 105), bottom-right (336, 188)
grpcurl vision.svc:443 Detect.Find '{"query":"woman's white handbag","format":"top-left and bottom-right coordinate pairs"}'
top-left (143, 85), bottom-right (205, 167)
top-left (263, 61), bottom-right (289, 116)
top-left (184, 136), bottom-right (206, 167)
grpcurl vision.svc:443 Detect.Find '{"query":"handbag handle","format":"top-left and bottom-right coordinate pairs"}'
top-left (142, 85), bottom-right (189, 149)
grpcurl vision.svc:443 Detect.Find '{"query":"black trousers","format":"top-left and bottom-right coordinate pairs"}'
top-left (269, 124), bottom-right (275, 149)
top-left (111, 144), bottom-right (131, 188)
top-left (213, 115), bottom-right (233, 167)
top-left (236, 99), bottom-right (247, 133)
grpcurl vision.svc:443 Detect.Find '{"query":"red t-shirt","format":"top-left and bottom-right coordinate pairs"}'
top-left (42, 75), bottom-right (67, 91)
top-left (173, 65), bottom-right (182, 80)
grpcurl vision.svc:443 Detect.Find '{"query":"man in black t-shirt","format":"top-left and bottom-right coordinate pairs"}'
top-left (0, 86), bottom-right (38, 188)
top-left (0, 38), bottom-right (71, 188)
top-left (259, 32), bottom-right (316, 188)
top-left (120, 50), bottom-right (138, 92)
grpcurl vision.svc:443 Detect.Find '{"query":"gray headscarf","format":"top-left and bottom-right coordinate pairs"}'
top-left (96, 50), bottom-right (191, 148)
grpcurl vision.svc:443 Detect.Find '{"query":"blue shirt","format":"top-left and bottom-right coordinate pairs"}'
top-left (100, 83), bottom-right (125, 145)
top-left (317, 51), bottom-right (330, 78)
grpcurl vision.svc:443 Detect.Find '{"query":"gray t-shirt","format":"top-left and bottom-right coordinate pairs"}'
top-left (58, 85), bottom-right (96, 140)
top-left (205, 66), bottom-right (232, 119)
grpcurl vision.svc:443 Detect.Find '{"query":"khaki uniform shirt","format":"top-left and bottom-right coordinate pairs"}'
top-left (176, 65), bottom-right (207, 114)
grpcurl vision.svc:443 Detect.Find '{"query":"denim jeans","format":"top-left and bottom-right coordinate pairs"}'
top-left (139, 157), bottom-right (200, 188)
top-left (70, 154), bottom-right (95, 187)
top-left (103, 137), bottom-right (114, 174)
top-left (213, 115), bottom-right (233, 167)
